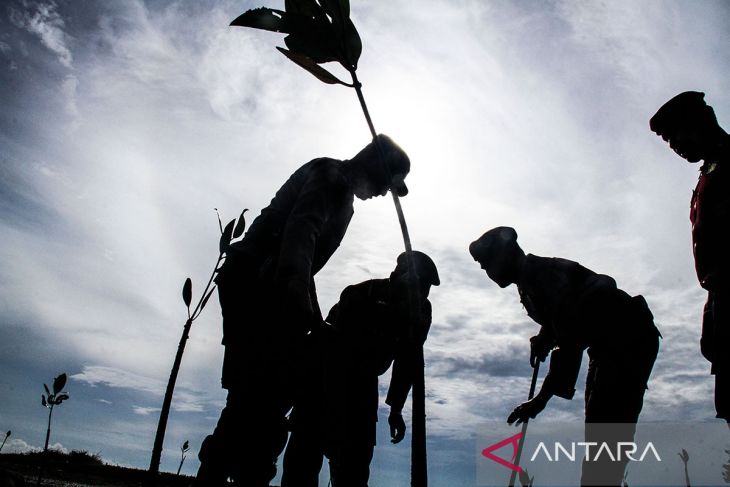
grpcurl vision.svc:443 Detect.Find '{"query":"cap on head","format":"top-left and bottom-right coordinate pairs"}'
top-left (395, 250), bottom-right (440, 286)
top-left (650, 91), bottom-right (710, 136)
top-left (469, 226), bottom-right (518, 263)
top-left (376, 134), bottom-right (410, 197)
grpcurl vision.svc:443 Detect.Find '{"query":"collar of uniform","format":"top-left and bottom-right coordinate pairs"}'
top-left (701, 161), bottom-right (718, 175)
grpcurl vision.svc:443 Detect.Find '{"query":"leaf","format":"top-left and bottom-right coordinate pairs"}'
top-left (230, 7), bottom-right (290, 33)
top-left (220, 219), bottom-right (235, 254)
top-left (182, 440), bottom-right (189, 450)
top-left (232, 209), bottom-right (249, 239)
top-left (277, 47), bottom-right (350, 85)
top-left (319, 0), bottom-right (349, 27)
top-left (44, 384), bottom-right (50, 395)
top-left (5, 431), bottom-right (10, 437)
top-left (285, 0), bottom-right (323, 18)
top-left (53, 374), bottom-right (67, 395)
top-left (519, 468), bottom-right (531, 487)
top-left (200, 287), bottom-right (216, 313)
top-left (55, 394), bottom-right (70, 404)
top-left (41, 395), bottom-right (47, 407)
top-left (284, 30), bottom-right (339, 64)
top-left (182, 278), bottom-right (192, 308)
top-left (341, 18), bottom-right (362, 69)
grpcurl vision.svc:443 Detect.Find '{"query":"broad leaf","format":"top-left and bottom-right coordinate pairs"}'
top-left (5, 431), bottom-right (10, 437)
top-left (182, 440), bottom-right (189, 450)
top-left (220, 219), bottom-right (235, 254)
top-left (285, 0), bottom-right (323, 18)
top-left (319, 0), bottom-right (349, 27)
top-left (232, 209), bottom-right (249, 239)
top-left (341, 18), bottom-right (361, 69)
top-left (53, 374), bottom-right (67, 394)
top-left (284, 29), bottom-right (339, 64)
top-left (55, 393), bottom-right (70, 404)
top-left (277, 47), bottom-right (349, 85)
top-left (44, 384), bottom-right (50, 395)
top-left (182, 278), bottom-right (193, 308)
top-left (230, 8), bottom-right (290, 33)
top-left (41, 395), bottom-right (47, 407)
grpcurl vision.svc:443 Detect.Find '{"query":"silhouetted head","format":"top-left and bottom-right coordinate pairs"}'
top-left (390, 250), bottom-right (440, 299)
top-left (650, 91), bottom-right (726, 163)
top-left (347, 134), bottom-right (410, 200)
top-left (469, 226), bottom-right (525, 288)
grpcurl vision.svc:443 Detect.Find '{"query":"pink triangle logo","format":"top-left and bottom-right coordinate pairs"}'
top-left (481, 432), bottom-right (524, 473)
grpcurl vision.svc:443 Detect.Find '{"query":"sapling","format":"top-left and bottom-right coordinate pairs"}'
top-left (177, 440), bottom-right (190, 475)
top-left (679, 448), bottom-right (691, 487)
top-left (41, 373), bottom-right (69, 452)
top-left (148, 209), bottom-right (247, 478)
top-left (229, 2), bottom-right (427, 484)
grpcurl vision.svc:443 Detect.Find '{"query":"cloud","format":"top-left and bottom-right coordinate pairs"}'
top-left (132, 406), bottom-right (161, 416)
top-left (71, 365), bottom-right (207, 413)
top-left (9, 0), bottom-right (73, 68)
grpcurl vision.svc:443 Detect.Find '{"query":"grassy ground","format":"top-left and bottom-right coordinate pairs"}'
top-left (0, 450), bottom-right (194, 487)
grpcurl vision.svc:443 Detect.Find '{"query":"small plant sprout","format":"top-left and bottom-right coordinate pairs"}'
top-left (149, 209), bottom-right (248, 477)
top-left (679, 448), bottom-right (691, 487)
top-left (518, 468), bottom-right (534, 487)
top-left (41, 373), bottom-right (69, 452)
top-left (177, 440), bottom-right (190, 475)
top-left (0, 430), bottom-right (10, 452)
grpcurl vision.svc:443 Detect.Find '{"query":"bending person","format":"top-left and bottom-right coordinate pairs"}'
top-left (470, 226), bottom-right (660, 486)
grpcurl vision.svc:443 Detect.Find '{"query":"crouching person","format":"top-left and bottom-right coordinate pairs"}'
top-left (282, 251), bottom-right (440, 487)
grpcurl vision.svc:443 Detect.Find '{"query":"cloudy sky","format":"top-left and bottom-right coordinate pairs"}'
top-left (1, 0), bottom-right (729, 484)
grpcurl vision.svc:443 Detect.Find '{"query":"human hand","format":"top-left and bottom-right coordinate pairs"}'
top-left (507, 396), bottom-right (548, 426)
top-left (389, 411), bottom-right (406, 444)
top-left (529, 335), bottom-right (551, 368)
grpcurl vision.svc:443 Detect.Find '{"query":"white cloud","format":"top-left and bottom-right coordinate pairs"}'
top-left (71, 365), bottom-right (208, 413)
top-left (10, 0), bottom-right (73, 68)
top-left (132, 406), bottom-right (161, 416)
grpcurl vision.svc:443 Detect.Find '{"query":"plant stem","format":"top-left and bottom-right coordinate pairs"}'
top-left (350, 69), bottom-right (427, 487)
top-left (148, 255), bottom-right (222, 481)
top-left (44, 405), bottom-right (53, 452)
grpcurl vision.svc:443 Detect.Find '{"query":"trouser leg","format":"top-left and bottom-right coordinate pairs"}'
top-left (196, 383), bottom-right (290, 487)
top-left (582, 333), bottom-right (658, 486)
top-left (282, 422), bottom-right (324, 487)
top-left (329, 441), bottom-right (374, 487)
top-left (707, 291), bottom-right (730, 421)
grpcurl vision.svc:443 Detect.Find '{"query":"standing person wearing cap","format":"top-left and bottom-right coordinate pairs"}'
top-left (281, 251), bottom-right (439, 487)
top-left (650, 91), bottom-right (730, 423)
top-left (195, 134), bottom-right (411, 487)
top-left (469, 227), bottom-right (660, 486)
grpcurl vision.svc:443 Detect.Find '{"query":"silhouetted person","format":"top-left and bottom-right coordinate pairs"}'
top-left (650, 91), bottom-right (730, 424)
top-left (281, 251), bottom-right (439, 487)
top-left (470, 227), bottom-right (660, 487)
top-left (195, 135), bottom-right (411, 487)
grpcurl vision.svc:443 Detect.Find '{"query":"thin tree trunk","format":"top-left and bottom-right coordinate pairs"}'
top-left (148, 318), bottom-right (193, 482)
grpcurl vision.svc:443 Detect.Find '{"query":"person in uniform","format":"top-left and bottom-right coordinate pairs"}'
top-left (195, 135), bottom-right (411, 487)
top-left (282, 251), bottom-right (439, 487)
top-left (651, 91), bottom-right (730, 423)
top-left (470, 226), bottom-right (660, 486)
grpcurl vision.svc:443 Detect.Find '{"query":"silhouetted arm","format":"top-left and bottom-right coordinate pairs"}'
top-left (385, 301), bottom-right (432, 412)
